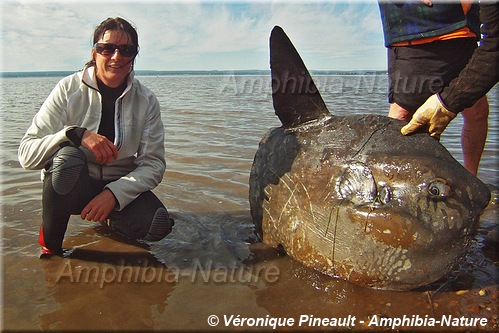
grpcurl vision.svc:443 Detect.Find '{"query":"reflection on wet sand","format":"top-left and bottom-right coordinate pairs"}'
top-left (5, 195), bottom-right (496, 331)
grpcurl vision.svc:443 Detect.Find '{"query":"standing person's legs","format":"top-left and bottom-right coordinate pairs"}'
top-left (388, 102), bottom-right (413, 122)
top-left (387, 39), bottom-right (488, 174)
top-left (461, 96), bottom-right (489, 176)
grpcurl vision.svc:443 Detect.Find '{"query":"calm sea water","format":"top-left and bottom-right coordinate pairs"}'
top-left (1, 74), bottom-right (497, 331)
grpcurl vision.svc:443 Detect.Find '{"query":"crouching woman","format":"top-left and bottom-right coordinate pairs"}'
top-left (18, 17), bottom-right (173, 256)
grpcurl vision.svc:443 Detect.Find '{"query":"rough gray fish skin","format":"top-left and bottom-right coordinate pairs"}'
top-left (249, 26), bottom-right (491, 290)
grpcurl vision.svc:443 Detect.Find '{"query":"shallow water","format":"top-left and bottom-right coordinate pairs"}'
top-left (1, 74), bottom-right (498, 331)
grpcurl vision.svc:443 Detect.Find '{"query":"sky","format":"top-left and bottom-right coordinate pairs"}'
top-left (0, 0), bottom-right (388, 72)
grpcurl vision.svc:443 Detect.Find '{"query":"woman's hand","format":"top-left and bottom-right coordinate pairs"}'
top-left (81, 189), bottom-right (116, 223)
top-left (81, 130), bottom-right (118, 164)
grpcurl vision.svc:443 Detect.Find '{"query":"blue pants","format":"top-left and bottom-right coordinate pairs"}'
top-left (40, 146), bottom-right (172, 252)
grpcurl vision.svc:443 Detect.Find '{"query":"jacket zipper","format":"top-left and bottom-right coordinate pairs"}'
top-left (116, 98), bottom-right (123, 151)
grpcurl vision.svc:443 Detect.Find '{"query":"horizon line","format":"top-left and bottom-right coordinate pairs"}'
top-left (0, 69), bottom-right (388, 77)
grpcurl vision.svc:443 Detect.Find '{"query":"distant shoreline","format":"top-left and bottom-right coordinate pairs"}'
top-left (0, 69), bottom-right (388, 78)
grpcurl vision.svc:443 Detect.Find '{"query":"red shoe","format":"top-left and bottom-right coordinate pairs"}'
top-left (38, 226), bottom-right (63, 257)
top-left (41, 246), bottom-right (58, 255)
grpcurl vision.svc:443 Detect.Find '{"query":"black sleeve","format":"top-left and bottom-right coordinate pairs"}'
top-left (66, 127), bottom-right (87, 146)
top-left (440, 3), bottom-right (499, 113)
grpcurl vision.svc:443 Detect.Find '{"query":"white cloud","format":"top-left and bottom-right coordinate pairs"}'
top-left (1, 0), bottom-right (387, 71)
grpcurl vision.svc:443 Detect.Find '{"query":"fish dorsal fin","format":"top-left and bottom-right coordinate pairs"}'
top-left (270, 26), bottom-right (330, 128)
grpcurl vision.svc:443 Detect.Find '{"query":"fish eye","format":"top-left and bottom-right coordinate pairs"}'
top-left (428, 178), bottom-right (450, 199)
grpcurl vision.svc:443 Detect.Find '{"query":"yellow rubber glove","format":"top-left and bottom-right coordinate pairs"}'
top-left (401, 94), bottom-right (456, 140)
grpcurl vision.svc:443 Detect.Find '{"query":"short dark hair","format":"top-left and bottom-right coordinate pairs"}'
top-left (92, 17), bottom-right (139, 47)
top-left (86, 17), bottom-right (139, 67)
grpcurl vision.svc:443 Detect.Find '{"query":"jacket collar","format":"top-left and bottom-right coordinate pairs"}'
top-left (81, 64), bottom-right (135, 92)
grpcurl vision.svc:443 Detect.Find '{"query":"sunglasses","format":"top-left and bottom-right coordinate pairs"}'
top-left (93, 43), bottom-right (138, 57)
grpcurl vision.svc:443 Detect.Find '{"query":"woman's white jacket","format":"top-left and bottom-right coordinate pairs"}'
top-left (18, 65), bottom-right (166, 211)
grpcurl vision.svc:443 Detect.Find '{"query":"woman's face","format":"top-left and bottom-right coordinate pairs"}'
top-left (92, 30), bottom-right (135, 88)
